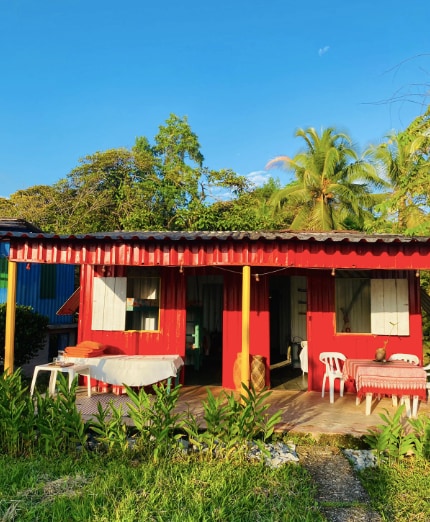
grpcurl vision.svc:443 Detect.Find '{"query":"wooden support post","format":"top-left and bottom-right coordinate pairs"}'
top-left (241, 265), bottom-right (251, 388)
top-left (4, 259), bottom-right (17, 374)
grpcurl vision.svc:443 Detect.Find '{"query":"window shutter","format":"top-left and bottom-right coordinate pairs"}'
top-left (40, 264), bottom-right (57, 299)
top-left (0, 257), bottom-right (8, 289)
top-left (371, 279), bottom-right (409, 335)
top-left (92, 277), bottom-right (126, 331)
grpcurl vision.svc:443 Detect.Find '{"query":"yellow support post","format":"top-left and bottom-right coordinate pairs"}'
top-left (241, 265), bottom-right (251, 388)
top-left (4, 259), bottom-right (17, 375)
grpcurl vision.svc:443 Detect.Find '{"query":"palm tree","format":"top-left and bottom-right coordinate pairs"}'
top-left (266, 127), bottom-right (384, 231)
top-left (369, 113), bottom-right (430, 234)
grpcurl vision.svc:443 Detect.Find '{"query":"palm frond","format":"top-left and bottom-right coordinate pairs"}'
top-left (265, 156), bottom-right (292, 170)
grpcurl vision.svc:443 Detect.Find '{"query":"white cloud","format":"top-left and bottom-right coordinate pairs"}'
top-left (246, 170), bottom-right (270, 187)
top-left (318, 46), bottom-right (330, 56)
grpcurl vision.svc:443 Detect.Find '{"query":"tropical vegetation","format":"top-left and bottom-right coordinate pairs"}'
top-left (0, 106), bottom-right (428, 236)
top-left (0, 305), bottom-right (48, 367)
top-left (265, 127), bottom-right (384, 231)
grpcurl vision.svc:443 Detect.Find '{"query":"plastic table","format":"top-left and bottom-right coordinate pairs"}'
top-left (30, 363), bottom-right (92, 397)
top-left (343, 358), bottom-right (426, 417)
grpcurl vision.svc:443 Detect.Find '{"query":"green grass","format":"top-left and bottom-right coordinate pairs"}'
top-left (0, 454), bottom-right (323, 522)
top-left (2, 452), bottom-right (429, 522)
top-left (359, 457), bottom-right (430, 521)
top-left (1, 371), bottom-right (429, 521)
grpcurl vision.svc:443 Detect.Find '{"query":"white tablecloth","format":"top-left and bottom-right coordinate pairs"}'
top-left (64, 355), bottom-right (184, 387)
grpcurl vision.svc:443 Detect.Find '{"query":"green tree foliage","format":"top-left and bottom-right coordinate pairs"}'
top-left (2, 110), bottom-right (430, 235)
top-left (0, 304), bottom-right (49, 367)
top-left (368, 111), bottom-right (430, 234)
top-left (2, 114), bottom-right (254, 233)
top-left (194, 178), bottom-right (292, 231)
top-left (56, 147), bottom-right (158, 233)
top-left (2, 185), bottom-right (70, 233)
top-left (0, 198), bottom-right (15, 218)
top-left (266, 127), bottom-right (384, 231)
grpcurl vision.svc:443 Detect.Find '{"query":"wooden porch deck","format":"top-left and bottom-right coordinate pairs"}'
top-left (75, 384), bottom-right (430, 439)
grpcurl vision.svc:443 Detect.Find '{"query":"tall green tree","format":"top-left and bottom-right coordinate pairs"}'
top-left (369, 107), bottom-right (430, 235)
top-left (58, 147), bottom-right (157, 233)
top-left (124, 114), bottom-right (251, 231)
top-left (266, 127), bottom-right (383, 231)
top-left (369, 131), bottom-right (428, 234)
top-left (145, 113), bottom-right (204, 229)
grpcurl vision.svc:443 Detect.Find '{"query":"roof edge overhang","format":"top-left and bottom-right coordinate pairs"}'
top-left (3, 230), bottom-right (430, 270)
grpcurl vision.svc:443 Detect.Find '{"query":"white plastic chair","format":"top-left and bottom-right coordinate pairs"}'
top-left (387, 353), bottom-right (420, 365)
top-left (319, 352), bottom-right (346, 404)
top-left (423, 363), bottom-right (430, 402)
top-left (300, 341), bottom-right (308, 376)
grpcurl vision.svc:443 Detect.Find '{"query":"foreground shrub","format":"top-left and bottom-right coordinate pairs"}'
top-left (0, 370), bottom-right (87, 457)
top-left (33, 374), bottom-right (88, 456)
top-left (364, 404), bottom-right (430, 465)
top-left (181, 383), bottom-right (282, 459)
top-left (0, 369), bottom-right (34, 456)
top-left (0, 304), bottom-right (49, 367)
top-left (0, 370), bottom-right (283, 465)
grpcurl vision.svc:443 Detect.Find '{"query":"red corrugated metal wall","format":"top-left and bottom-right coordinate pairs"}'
top-left (78, 265), bottom-right (187, 357)
top-left (77, 263), bottom-right (422, 392)
top-left (222, 271), bottom-right (270, 389)
top-left (222, 272), bottom-right (242, 389)
top-left (307, 271), bottom-right (423, 393)
top-left (78, 265), bottom-right (271, 389)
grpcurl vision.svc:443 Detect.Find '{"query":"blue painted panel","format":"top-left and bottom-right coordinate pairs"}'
top-left (0, 242), bottom-right (76, 324)
top-left (15, 263), bottom-right (76, 324)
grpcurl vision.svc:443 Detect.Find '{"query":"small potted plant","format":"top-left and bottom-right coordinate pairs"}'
top-left (375, 340), bottom-right (388, 361)
top-left (375, 322), bottom-right (397, 361)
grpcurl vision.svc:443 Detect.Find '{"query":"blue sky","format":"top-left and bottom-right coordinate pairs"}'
top-left (1, 0), bottom-right (429, 198)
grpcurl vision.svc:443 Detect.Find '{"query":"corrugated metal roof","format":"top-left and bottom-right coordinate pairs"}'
top-left (1, 229), bottom-right (430, 244)
top-left (0, 219), bottom-right (42, 233)
top-left (4, 229), bottom-right (430, 270)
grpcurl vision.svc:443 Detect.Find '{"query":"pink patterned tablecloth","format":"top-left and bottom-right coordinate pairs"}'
top-left (343, 358), bottom-right (427, 400)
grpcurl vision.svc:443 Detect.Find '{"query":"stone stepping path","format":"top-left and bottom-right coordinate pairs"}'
top-left (299, 446), bottom-right (382, 522)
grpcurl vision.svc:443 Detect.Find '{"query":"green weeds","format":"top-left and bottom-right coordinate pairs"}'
top-left (0, 370), bottom-right (282, 463)
top-left (182, 384), bottom-right (282, 460)
top-left (0, 369), bottom-right (34, 456)
top-left (364, 404), bottom-right (430, 465)
top-left (91, 400), bottom-right (130, 454)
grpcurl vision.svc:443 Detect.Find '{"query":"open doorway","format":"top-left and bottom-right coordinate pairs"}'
top-left (184, 274), bottom-right (223, 385)
top-left (269, 275), bottom-right (308, 390)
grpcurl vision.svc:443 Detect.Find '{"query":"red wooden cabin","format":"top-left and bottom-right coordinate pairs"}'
top-left (3, 230), bottom-right (429, 392)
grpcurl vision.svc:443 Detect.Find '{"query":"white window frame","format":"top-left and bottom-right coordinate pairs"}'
top-left (126, 276), bottom-right (160, 331)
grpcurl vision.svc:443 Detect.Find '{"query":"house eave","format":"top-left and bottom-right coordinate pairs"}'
top-left (2, 230), bottom-right (430, 270)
